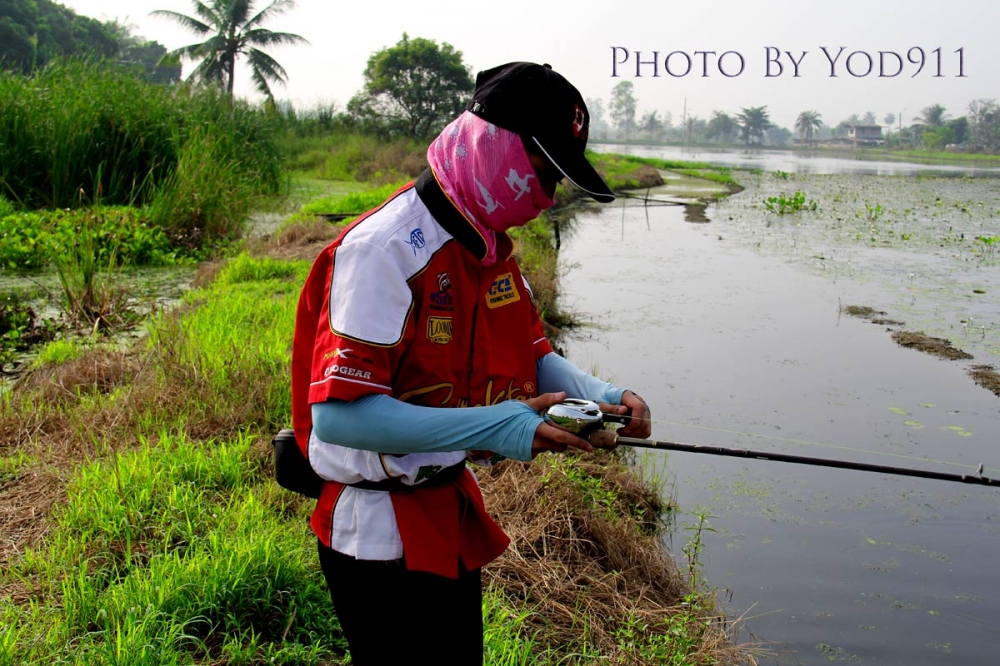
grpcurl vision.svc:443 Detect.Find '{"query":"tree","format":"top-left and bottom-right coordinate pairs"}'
top-left (862, 111), bottom-right (877, 125)
top-left (585, 97), bottom-right (609, 137)
top-left (0, 0), bottom-right (119, 73)
top-left (766, 125), bottom-right (793, 147)
top-left (795, 110), bottom-right (822, 142)
top-left (609, 80), bottom-right (637, 141)
top-left (152, 0), bottom-right (308, 100)
top-left (638, 110), bottom-right (662, 141)
top-left (706, 111), bottom-right (737, 143)
top-left (736, 106), bottom-right (773, 145)
top-left (683, 115), bottom-right (705, 142)
top-left (916, 104), bottom-right (948, 127)
top-left (947, 117), bottom-right (968, 146)
top-left (921, 125), bottom-right (955, 150)
top-left (883, 112), bottom-right (896, 128)
top-left (968, 98), bottom-right (1000, 152)
top-left (107, 20), bottom-right (180, 84)
top-left (347, 34), bottom-right (473, 139)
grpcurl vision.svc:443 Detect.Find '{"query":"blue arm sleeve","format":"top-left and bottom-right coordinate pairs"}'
top-left (311, 394), bottom-right (541, 462)
top-left (536, 352), bottom-right (627, 405)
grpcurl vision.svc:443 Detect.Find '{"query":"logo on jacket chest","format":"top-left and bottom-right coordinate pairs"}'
top-left (426, 316), bottom-right (453, 344)
top-left (486, 272), bottom-right (521, 309)
top-left (430, 271), bottom-right (454, 312)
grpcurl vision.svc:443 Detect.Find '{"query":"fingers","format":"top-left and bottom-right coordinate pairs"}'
top-left (525, 391), bottom-right (567, 414)
top-left (596, 402), bottom-right (627, 416)
top-left (619, 391), bottom-right (652, 439)
top-left (531, 422), bottom-right (593, 458)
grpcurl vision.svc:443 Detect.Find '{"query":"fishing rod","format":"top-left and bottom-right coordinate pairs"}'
top-left (543, 400), bottom-right (999, 488)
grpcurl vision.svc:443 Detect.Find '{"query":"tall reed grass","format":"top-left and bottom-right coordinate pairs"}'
top-left (0, 60), bottom-right (284, 244)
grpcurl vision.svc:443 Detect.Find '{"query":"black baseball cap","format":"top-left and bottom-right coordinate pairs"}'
top-left (466, 62), bottom-right (615, 203)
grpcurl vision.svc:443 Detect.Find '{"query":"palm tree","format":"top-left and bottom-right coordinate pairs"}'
top-left (915, 104), bottom-right (949, 127)
top-left (153, 0), bottom-right (308, 101)
top-left (639, 110), bottom-right (662, 141)
top-left (736, 106), bottom-right (773, 146)
top-left (795, 110), bottom-right (823, 143)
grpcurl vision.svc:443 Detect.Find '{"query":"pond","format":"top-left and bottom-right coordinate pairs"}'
top-left (558, 153), bottom-right (1000, 664)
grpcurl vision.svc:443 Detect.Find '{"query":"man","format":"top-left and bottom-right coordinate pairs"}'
top-left (291, 62), bottom-right (650, 665)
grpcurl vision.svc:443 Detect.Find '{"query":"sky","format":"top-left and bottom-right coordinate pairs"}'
top-left (59, 0), bottom-right (1000, 131)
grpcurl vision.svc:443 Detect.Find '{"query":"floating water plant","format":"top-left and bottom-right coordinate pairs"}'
top-left (974, 234), bottom-right (998, 262)
top-left (864, 202), bottom-right (884, 223)
top-left (763, 190), bottom-right (817, 215)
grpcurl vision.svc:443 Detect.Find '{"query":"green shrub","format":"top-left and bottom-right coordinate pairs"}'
top-left (0, 208), bottom-right (174, 272)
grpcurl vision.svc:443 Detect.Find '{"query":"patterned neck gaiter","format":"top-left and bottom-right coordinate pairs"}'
top-left (427, 111), bottom-right (554, 265)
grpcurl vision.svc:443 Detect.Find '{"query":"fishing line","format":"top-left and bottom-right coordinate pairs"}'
top-left (622, 414), bottom-right (997, 475)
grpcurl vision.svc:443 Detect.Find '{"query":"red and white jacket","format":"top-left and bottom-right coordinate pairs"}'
top-left (291, 170), bottom-right (553, 575)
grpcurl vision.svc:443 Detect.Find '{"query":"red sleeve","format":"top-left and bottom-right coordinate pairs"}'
top-left (292, 243), bottom-right (404, 454)
top-left (291, 247), bottom-right (331, 453)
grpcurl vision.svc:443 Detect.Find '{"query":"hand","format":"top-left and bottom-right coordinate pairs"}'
top-left (525, 391), bottom-right (594, 459)
top-left (616, 391), bottom-right (652, 439)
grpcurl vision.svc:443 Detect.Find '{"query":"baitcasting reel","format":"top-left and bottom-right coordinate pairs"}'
top-left (542, 398), bottom-right (611, 436)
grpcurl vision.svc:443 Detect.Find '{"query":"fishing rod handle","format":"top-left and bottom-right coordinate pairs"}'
top-left (590, 429), bottom-right (619, 449)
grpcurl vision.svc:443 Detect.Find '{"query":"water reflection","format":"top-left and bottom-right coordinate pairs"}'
top-left (592, 143), bottom-right (1000, 178)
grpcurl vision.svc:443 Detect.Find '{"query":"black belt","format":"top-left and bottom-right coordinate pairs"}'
top-left (347, 461), bottom-right (468, 492)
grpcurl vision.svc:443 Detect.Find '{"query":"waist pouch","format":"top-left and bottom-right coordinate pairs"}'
top-left (271, 429), bottom-right (467, 498)
top-left (272, 429), bottom-right (325, 499)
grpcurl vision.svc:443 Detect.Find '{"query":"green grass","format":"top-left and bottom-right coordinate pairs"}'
top-left (587, 151), bottom-right (737, 187)
top-left (30, 337), bottom-right (89, 369)
top-left (281, 131), bottom-right (426, 183)
top-left (1, 254), bottom-right (342, 665)
top-left (7, 433), bottom-right (344, 666)
top-left (298, 180), bottom-right (409, 218)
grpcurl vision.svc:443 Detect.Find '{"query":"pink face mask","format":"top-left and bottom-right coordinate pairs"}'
top-left (427, 112), bottom-right (554, 265)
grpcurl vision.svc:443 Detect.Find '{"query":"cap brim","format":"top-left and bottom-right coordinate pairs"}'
top-left (530, 137), bottom-right (615, 203)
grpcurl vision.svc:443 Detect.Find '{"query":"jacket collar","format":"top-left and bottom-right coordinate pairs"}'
top-left (415, 169), bottom-right (514, 262)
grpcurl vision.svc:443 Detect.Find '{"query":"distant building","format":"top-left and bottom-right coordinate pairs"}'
top-left (845, 124), bottom-right (884, 146)
top-left (804, 124), bottom-right (885, 148)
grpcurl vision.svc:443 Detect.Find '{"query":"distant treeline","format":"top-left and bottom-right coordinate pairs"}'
top-left (0, 0), bottom-right (179, 82)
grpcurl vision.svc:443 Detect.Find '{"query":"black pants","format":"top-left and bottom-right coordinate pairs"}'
top-left (318, 540), bottom-right (484, 666)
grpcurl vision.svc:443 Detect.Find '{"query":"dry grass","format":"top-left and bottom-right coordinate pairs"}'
top-left (0, 468), bottom-right (62, 596)
top-left (479, 453), bottom-right (754, 664)
top-left (14, 347), bottom-right (139, 406)
top-left (245, 218), bottom-right (343, 263)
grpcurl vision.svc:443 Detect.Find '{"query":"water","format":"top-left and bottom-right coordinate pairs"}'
top-left (592, 143), bottom-right (1000, 178)
top-left (558, 150), bottom-right (1000, 664)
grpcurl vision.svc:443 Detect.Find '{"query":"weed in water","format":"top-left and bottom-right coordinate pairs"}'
top-left (974, 234), bottom-right (998, 262)
top-left (864, 202), bottom-right (884, 223)
top-left (50, 208), bottom-right (136, 334)
top-left (681, 510), bottom-right (717, 588)
top-left (763, 191), bottom-right (817, 215)
top-left (0, 294), bottom-right (58, 370)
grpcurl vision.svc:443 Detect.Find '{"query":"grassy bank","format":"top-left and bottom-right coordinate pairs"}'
top-left (1, 147), bottom-right (754, 663)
